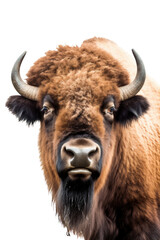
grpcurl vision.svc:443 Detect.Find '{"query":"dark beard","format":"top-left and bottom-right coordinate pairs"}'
top-left (56, 177), bottom-right (94, 231)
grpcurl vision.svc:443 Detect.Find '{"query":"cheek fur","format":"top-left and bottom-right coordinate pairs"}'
top-left (94, 126), bottom-right (114, 194)
top-left (39, 122), bottom-right (60, 196)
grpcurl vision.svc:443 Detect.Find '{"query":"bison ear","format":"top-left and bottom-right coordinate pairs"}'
top-left (6, 95), bottom-right (41, 125)
top-left (115, 95), bottom-right (150, 125)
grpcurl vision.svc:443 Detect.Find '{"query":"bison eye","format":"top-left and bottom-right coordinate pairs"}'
top-left (102, 104), bottom-right (116, 123)
top-left (103, 105), bottom-right (116, 115)
top-left (108, 106), bottom-right (116, 114)
top-left (41, 106), bottom-right (49, 114)
top-left (41, 103), bottom-right (55, 123)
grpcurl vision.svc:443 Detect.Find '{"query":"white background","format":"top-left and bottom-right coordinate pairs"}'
top-left (1, 0), bottom-right (160, 239)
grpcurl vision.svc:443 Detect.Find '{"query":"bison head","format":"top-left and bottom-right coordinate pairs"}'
top-left (6, 42), bottom-right (149, 233)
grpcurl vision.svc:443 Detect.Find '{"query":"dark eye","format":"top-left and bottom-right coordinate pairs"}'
top-left (41, 106), bottom-right (49, 114)
top-left (108, 106), bottom-right (116, 114)
top-left (103, 106), bottom-right (116, 116)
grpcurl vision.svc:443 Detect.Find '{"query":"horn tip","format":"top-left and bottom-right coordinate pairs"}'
top-left (131, 49), bottom-right (137, 56)
top-left (21, 51), bottom-right (27, 58)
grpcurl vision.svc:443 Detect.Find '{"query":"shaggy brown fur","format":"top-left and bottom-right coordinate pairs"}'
top-left (6, 38), bottom-right (160, 240)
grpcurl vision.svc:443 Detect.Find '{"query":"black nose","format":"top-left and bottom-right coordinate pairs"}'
top-left (65, 145), bottom-right (98, 168)
top-left (60, 138), bottom-right (101, 180)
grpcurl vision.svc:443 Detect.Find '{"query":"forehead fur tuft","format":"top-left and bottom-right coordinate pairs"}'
top-left (26, 40), bottom-right (129, 89)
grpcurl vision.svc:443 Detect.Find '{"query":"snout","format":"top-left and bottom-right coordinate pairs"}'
top-left (57, 137), bottom-right (102, 181)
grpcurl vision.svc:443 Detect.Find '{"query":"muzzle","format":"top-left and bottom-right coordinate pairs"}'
top-left (57, 135), bottom-right (102, 181)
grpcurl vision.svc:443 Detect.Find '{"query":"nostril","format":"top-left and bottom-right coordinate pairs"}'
top-left (64, 146), bottom-right (75, 159)
top-left (88, 146), bottom-right (100, 163)
top-left (88, 147), bottom-right (98, 158)
top-left (60, 146), bottom-right (75, 164)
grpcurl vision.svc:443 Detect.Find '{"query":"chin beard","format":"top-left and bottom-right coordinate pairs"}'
top-left (56, 176), bottom-right (94, 232)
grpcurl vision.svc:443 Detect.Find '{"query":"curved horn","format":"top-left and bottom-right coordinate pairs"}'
top-left (119, 49), bottom-right (146, 101)
top-left (11, 52), bottom-right (39, 101)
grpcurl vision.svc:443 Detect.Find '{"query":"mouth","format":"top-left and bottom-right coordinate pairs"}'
top-left (68, 168), bottom-right (92, 181)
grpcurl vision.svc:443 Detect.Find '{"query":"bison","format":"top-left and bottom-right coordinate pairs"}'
top-left (6, 38), bottom-right (160, 240)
